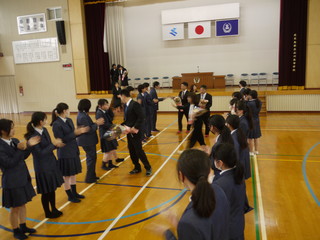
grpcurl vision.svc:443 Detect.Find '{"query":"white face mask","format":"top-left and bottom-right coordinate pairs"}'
top-left (214, 160), bottom-right (222, 171)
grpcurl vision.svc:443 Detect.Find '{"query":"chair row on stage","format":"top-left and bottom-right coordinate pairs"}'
top-left (128, 76), bottom-right (173, 88)
top-left (225, 72), bottom-right (279, 86)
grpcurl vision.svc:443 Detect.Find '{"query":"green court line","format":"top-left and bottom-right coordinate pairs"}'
top-left (251, 156), bottom-right (261, 240)
top-left (259, 153), bottom-right (320, 157)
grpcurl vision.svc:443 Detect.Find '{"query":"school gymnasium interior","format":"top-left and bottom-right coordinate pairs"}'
top-left (0, 0), bottom-right (320, 240)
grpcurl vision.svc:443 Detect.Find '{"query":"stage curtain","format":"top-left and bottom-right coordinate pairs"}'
top-left (103, 3), bottom-right (126, 67)
top-left (84, 2), bottom-right (110, 92)
top-left (278, 0), bottom-right (308, 90)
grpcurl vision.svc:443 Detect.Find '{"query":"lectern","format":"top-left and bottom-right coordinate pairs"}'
top-left (172, 72), bottom-right (225, 89)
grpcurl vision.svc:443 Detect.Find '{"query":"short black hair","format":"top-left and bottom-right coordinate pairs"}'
top-left (181, 82), bottom-right (188, 87)
top-left (120, 89), bottom-right (130, 97)
top-left (78, 99), bottom-right (91, 112)
top-left (239, 80), bottom-right (247, 87)
top-left (0, 119), bottom-right (13, 137)
top-left (200, 85), bottom-right (207, 89)
top-left (243, 88), bottom-right (251, 95)
top-left (143, 82), bottom-right (149, 88)
top-left (112, 64), bottom-right (116, 67)
top-left (153, 81), bottom-right (160, 87)
top-left (138, 84), bottom-right (144, 93)
top-left (126, 86), bottom-right (134, 92)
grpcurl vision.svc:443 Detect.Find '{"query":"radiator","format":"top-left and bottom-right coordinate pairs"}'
top-left (267, 94), bottom-right (320, 111)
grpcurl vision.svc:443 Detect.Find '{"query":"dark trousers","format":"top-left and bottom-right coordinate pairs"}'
top-left (127, 132), bottom-right (151, 170)
top-left (82, 145), bottom-right (97, 182)
top-left (178, 110), bottom-right (191, 132)
top-left (202, 111), bottom-right (210, 135)
top-left (152, 109), bottom-right (158, 130)
top-left (188, 118), bottom-right (205, 148)
top-left (145, 110), bottom-right (152, 137)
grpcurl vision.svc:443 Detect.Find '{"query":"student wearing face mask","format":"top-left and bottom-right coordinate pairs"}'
top-left (213, 143), bottom-right (246, 240)
top-left (51, 103), bottom-right (89, 203)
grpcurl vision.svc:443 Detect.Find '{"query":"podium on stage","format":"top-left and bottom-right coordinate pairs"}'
top-left (172, 72), bottom-right (225, 89)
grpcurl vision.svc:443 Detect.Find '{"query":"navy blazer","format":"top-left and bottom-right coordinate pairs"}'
top-left (29, 128), bottom-right (58, 174)
top-left (247, 100), bottom-right (261, 120)
top-left (239, 88), bottom-right (246, 95)
top-left (213, 169), bottom-right (246, 239)
top-left (96, 109), bottom-right (114, 139)
top-left (52, 117), bottom-right (80, 159)
top-left (165, 184), bottom-right (230, 240)
top-left (144, 92), bottom-right (154, 114)
top-left (150, 88), bottom-right (164, 110)
top-left (231, 130), bottom-right (240, 161)
top-left (122, 100), bottom-right (145, 130)
top-left (239, 116), bottom-right (249, 138)
top-left (0, 138), bottom-right (32, 189)
top-left (76, 111), bottom-right (98, 146)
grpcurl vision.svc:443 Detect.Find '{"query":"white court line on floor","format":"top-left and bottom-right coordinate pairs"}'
top-left (253, 155), bottom-right (268, 240)
top-left (97, 130), bottom-right (192, 240)
top-left (31, 120), bottom-right (177, 231)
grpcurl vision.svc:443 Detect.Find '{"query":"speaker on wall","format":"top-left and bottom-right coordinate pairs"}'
top-left (56, 20), bottom-right (66, 45)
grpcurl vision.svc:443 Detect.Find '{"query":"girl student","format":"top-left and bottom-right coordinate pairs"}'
top-left (96, 99), bottom-right (124, 170)
top-left (24, 112), bottom-right (65, 218)
top-left (236, 100), bottom-right (254, 149)
top-left (0, 119), bottom-right (40, 240)
top-left (77, 99), bottom-right (105, 183)
top-left (246, 90), bottom-right (262, 155)
top-left (51, 103), bottom-right (89, 203)
top-left (164, 149), bottom-right (230, 240)
top-left (213, 143), bottom-right (246, 240)
top-left (111, 81), bottom-right (122, 111)
top-left (186, 92), bottom-right (206, 149)
top-left (207, 115), bottom-right (234, 177)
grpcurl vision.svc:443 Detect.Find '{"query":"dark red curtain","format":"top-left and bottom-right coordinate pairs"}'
top-left (84, 2), bottom-right (110, 92)
top-left (278, 0), bottom-right (308, 90)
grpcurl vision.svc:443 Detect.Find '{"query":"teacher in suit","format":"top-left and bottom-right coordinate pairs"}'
top-left (198, 85), bottom-right (212, 137)
top-left (177, 82), bottom-right (191, 133)
top-left (120, 89), bottom-right (152, 176)
top-left (150, 81), bottom-right (165, 132)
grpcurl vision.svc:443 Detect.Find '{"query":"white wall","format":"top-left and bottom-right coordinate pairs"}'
top-left (123, 0), bottom-right (280, 81)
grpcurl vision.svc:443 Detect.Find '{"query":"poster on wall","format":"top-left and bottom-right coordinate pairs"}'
top-left (17, 13), bottom-right (47, 35)
top-left (162, 23), bottom-right (184, 40)
top-left (12, 38), bottom-right (60, 64)
top-left (216, 19), bottom-right (239, 37)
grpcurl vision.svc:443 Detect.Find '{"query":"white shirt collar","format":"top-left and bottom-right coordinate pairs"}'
top-left (215, 134), bottom-right (220, 142)
top-left (1, 138), bottom-right (11, 145)
top-left (59, 116), bottom-right (67, 122)
top-left (201, 93), bottom-right (206, 99)
top-left (126, 98), bottom-right (132, 107)
top-left (99, 108), bottom-right (106, 113)
top-left (220, 168), bottom-right (234, 175)
top-left (34, 127), bottom-right (44, 135)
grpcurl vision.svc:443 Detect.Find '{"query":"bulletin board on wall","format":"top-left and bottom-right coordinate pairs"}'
top-left (12, 37), bottom-right (60, 64)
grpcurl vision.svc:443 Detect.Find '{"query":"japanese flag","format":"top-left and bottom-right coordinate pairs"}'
top-left (188, 21), bottom-right (211, 39)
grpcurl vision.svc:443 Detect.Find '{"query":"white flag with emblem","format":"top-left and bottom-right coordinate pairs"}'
top-left (188, 21), bottom-right (211, 39)
top-left (162, 24), bottom-right (184, 40)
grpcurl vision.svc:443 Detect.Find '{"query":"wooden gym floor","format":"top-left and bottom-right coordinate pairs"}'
top-left (0, 112), bottom-right (320, 240)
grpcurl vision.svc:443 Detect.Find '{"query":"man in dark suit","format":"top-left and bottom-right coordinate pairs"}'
top-left (120, 89), bottom-right (152, 176)
top-left (177, 82), bottom-right (191, 133)
top-left (150, 81), bottom-right (164, 132)
top-left (110, 64), bottom-right (118, 87)
top-left (198, 85), bottom-right (212, 137)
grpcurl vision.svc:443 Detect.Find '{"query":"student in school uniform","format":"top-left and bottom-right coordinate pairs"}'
top-left (111, 82), bottom-right (122, 111)
top-left (77, 99), bottom-right (105, 183)
top-left (110, 63), bottom-right (119, 87)
top-left (96, 99), bottom-right (124, 170)
top-left (51, 103), bottom-right (89, 203)
top-left (24, 112), bottom-right (65, 218)
top-left (213, 143), bottom-right (246, 240)
top-left (177, 82), bottom-right (191, 133)
top-left (137, 84), bottom-right (148, 141)
top-left (207, 115), bottom-right (234, 177)
top-left (164, 149), bottom-right (230, 240)
top-left (232, 92), bottom-right (243, 101)
top-left (120, 89), bottom-right (152, 176)
top-left (143, 82), bottom-right (154, 138)
top-left (186, 92), bottom-right (206, 149)
top-left (0, 118), bottom-right (40, 240)
top-left (149, 81), bottom-right (165, 132)
top-left (198, 85), bottom-right (212, 137)
top-left (242, 88), bottom-right (251, 101)
top-left (236, 100), bottom-right (254, 141)
top-left (247, 90), bottom-right (262, 155)
top-left (238, 80), bottom-right (247, 95)
top-left (189, 84), bottom-right (198, 93)
top-left (118, 65), bottom-right (128, 88)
